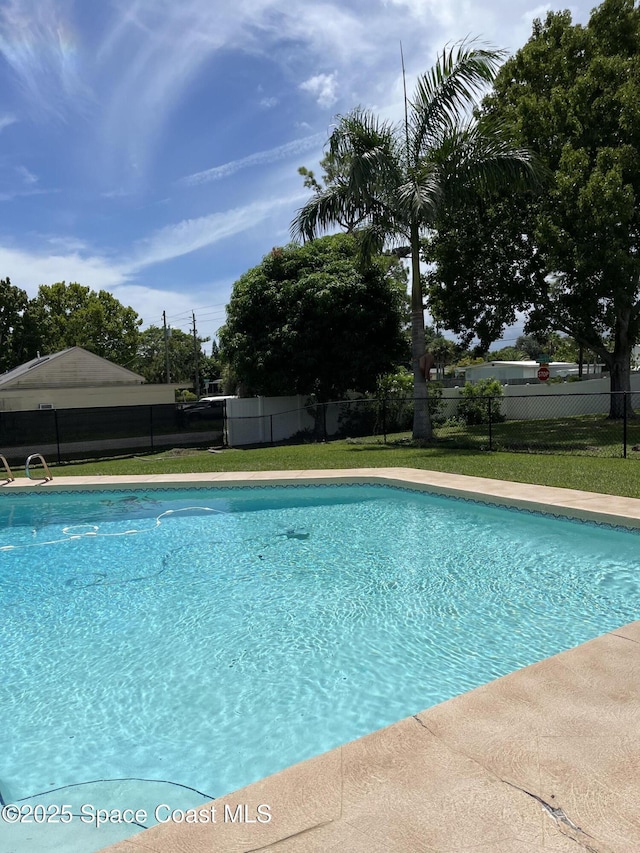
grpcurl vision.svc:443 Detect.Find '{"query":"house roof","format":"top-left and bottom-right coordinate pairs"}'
top-left (0, 347), bottom-right (145, 389)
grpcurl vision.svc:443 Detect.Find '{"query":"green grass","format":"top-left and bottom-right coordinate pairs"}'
top-left (432, 412), bottom-right (638, 455)
top-left (44, 438), bottom-right (640, 499)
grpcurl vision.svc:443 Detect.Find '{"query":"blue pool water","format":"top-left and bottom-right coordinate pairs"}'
top-left (1, 483), bottom-right (639, 847)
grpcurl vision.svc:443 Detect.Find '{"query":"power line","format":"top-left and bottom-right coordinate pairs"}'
top-left (166, 302), bottom-right (227, 321)
top-left (190, 311), bottom-right (224, 320)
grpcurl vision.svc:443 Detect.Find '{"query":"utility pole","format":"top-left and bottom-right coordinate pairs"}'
top-left (192, 311), bottom-right (200, 398)
top-left (162, 311), bottom-right (171, 383)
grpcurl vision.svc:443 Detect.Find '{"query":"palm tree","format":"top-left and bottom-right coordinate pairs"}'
top-left (291, 41), bottom-right (541, 440)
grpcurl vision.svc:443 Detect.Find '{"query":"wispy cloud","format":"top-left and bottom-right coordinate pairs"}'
top-left (108, 282), bottom-right (216, 332)
top-left (0, 243), bottom-right (213, 329)
top-left (94, 0), bottom-right (392, 182)
top-left (254, 3), bottom-right (371, 65)
top-left (181, 133), bottom-right (325, 186)
top-left (0, 185), bottom-right (55, 202)
top-left (0, 189), bottom-right (44, 202)
top-left (0, 0), bottom-right (89, 120)
top-left (0, 244), bottom-right (127, 291)
top-left (98, 0), bottom-right (236, 177)
top-left (300, 73), bottom-right (338, 109)
top-left (0, 113), bottom-right (17, 132)
top-left (16, 165), bottom-right (38, 185)
top-left (101, 187), bottom-right (133, 199)
top-left (1, 190), bottom-right (303, 298)
top-left (45, 235), bottom-right (89, 252)
top-left (0, 189), bottom-right (306, 332)
top-left (128, 193), bottom-right (305, 270)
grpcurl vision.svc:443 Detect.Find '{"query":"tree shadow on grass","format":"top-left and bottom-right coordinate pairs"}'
top-left (333, 442), bottom-right (488, 458)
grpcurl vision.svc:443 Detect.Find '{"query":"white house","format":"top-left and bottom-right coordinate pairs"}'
top-left (457, 360), bottom-right (603, 383)
top-left (0, 347), bottom-right (175, 412)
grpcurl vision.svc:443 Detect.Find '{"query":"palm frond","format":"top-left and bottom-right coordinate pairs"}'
top-left (329, 109), bottom-right (403, 199)
top-left (355, 222), bottom-right (391, 264)
top-left (436, 118), bottom-right (547, 202)
top-left (291, 109), bottom-right (404, 244)
top-left (409, 39), bottom-right (506, 162)
top-left (291, 184), bottom-right (361, 241)
top-left (397, 171), bottom-right (443, 224)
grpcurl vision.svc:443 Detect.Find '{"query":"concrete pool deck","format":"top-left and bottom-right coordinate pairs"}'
top-left (3, 468), bottom-right (640, 851)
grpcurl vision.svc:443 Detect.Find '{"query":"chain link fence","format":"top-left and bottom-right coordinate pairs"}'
top-left (431, 392), bottom-right (638, 457)
top-left (0, 404), bottom-right (225, 464)
top-left (226, 391), bottom-right (640, 459)
top-left (3, 392), bottom-right (640, 465)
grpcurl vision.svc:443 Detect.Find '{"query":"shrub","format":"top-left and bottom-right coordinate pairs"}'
top-left (375, 369), bottom-right (413, 432)
top-left (374, 370), bottom-right (445, 432)
top-left (335, 398), bottom-right (378, 438)
top-left (457, 379), bottom-right (505, 425)
top-left (176, 390), bottom-right (197, 402)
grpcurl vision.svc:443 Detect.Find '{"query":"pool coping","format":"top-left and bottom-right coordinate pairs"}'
top-left (4, 466), bottom-right (640, 530)
top-left (3, 468), bottom-right (640, 852)
top-left (97, 621), bottom-right (640, 853)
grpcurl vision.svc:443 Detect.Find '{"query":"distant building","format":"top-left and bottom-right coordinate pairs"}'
top-left (202, 377), bottom-right (224, 396)
top-left (456, 360), bottom-right (603, 384)
top-left (0, 346), bottom-right (175, 412)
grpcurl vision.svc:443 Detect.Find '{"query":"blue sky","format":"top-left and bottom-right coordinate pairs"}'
top-left (0, 0), bottom-right (593, 349)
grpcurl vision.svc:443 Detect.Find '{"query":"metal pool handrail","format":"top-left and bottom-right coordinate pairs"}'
top-left (25, 453), bottom-right (53, 481)
top-left (0, 454), bottom-right (14, 482)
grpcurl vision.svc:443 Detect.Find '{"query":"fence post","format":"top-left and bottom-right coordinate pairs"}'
top-left (270, 414), bottom-right (274, 445)
top-left (382, 398), bottom-right (387, 444)
top-left (623, 392), bottom-right (628, 459)
top-left (54, 410), bottom-right (61, 464)
top-left (488, 396), bottom-right (493, 451)
top-left (149, 406), bottom-right (154, 452)
top-left (323, 403), bottom-right (328, 441)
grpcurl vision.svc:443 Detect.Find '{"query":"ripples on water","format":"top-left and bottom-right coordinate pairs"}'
top-left (1, 484), bottom-right (639, 801)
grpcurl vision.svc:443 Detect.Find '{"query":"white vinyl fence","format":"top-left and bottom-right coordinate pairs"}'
top-left (225, 375), bottom-right (640, 447)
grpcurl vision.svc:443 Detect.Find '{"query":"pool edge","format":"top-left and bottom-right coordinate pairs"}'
top-left (95, 619), bottom-right (640, 852)
top-left (5, 468), bottom-right (640, 852)
top-left (3, 466), bottom-right (640, 529)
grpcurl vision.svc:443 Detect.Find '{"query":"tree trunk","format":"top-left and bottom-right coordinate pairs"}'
top-left (311, 399), bottom-right (326, 440)
top-left (410, 220), bottom-right (432, 441)
top-left (607, 351), bottom-right (633, 418)
top-left (605, 309), bottom-right (634, 419)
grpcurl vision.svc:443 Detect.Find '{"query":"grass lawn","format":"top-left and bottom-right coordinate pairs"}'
top-left (43, 437), bottom-right (640, 499)
top-left (432, 412), bottom-right (638, 456)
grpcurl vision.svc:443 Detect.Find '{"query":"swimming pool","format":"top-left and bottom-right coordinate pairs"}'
top-left (1, 482), bottom-right (639, 850)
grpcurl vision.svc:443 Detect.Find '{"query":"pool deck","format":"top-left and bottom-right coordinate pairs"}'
top-left (3, 468), bottom-right (640, 851)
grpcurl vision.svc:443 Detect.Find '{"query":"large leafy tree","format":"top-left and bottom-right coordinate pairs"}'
top-left (27, 282), bottom-right (142, 366)
top-left (218, 233), bottom-right (408, 400)
top-left (0, 278), bottom-right (32, 373)
top-left (134, 325), bottom-right (211, 386)
top-left (424, 187), bottom-right (544, 351)
top-left (291, 41), bottom-right (539, 440)
top-left (427, 0), bottom-right (640, 417)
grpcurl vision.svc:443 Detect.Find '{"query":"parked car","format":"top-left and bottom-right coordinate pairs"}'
top-left (180, 395), bottom-right (235, 422)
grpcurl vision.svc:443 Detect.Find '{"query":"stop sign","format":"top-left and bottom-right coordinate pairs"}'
top-left (537, 366), bottom-right (550, 381)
